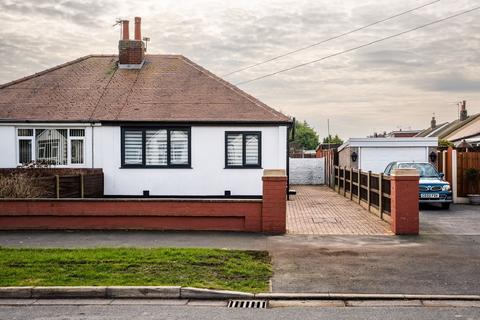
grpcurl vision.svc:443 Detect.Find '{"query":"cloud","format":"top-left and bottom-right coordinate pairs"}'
top-left (418, 72), bottom-right (480, 92)
top-left (1, 0), bottom-right (480, 138)
top-left (0, 0), bottom-right (111, 27)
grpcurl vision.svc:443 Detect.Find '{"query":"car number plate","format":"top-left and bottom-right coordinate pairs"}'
top-left (421, 193), bottom-right (440, 198)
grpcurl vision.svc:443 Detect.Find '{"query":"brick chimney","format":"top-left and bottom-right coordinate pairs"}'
top-left (460, 100), bottom-right (468, 121)
top-left (118, 17), bottom-right (145, 69)
top-left (430, 115), bottom-right (436, 129)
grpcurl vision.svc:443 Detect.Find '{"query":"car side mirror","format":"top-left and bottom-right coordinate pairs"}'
top-left (439, 172), bottom-right (445, 179)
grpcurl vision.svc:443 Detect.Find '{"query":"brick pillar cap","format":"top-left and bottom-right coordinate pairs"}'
top-left (391, 168), bottom-right (419, 177)
top-left (263, 169), bottom-right (286, 177)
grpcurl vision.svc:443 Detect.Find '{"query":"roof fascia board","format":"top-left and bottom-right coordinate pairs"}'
top-left (0, 121), bottom-right (100, 127)
top-left (100, 120), bottom-right (292, 127)
top-left (341, 137), bottom-right (438, 149)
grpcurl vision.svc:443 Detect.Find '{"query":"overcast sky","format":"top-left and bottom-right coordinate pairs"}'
top-left (1, 0), bottom-right (479, 138)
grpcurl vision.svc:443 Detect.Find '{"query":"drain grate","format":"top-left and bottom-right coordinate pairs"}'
top-left (227, 300), bottom-right (267, 309)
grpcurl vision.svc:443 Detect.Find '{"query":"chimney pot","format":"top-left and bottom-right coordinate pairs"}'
top-left (122, 20), bottom-right (130, 40)
top-left (460, 100), bottom-right (468, 121)
top-left (118, 17), bottom-right (145, 68)
top-left (134, 17), bottom-right (142, 41)
top-left (431, 116), bottom-right (436, 129)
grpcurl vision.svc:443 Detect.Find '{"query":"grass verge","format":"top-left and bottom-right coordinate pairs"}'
top-left (0, 247), bottom-right (271, 293)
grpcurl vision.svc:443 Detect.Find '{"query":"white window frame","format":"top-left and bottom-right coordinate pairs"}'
top-left (15, 127), bottom-right (87, 167)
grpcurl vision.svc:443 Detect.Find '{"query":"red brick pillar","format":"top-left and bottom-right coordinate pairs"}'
top-left (262, 169), bottom-right (287, 234)
top-left (390, 169), bottom-right (420, 235)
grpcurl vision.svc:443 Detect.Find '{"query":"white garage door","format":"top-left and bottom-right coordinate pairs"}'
top-left (360, 147), bottom-right (427, 173)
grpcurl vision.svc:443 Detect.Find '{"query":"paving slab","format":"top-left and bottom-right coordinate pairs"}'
top-left (422, 300), bottom-right (480, 308)
top-left (0, 299), bottom-right (36, 305)
top-left (110, 299), bottom-right (188, 305)
top-left (269, 300), bottom-right (345, 308)
top-left (346, 299), bottom-right (423, 307)
top-left (186, 300), bottom-right (228, 307)
top-left (32, 299), bottom-right (112, 305)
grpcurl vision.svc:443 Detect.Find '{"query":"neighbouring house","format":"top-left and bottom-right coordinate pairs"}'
top-left (368, 129), bottom-right (421, 138)
top-left (416, 101), bottom-right (480, 147)
top-left (315, 143), bottom-right (341, 158)
top-left (0, 18), bottom-right (292, 198)
top-left (338, 137), bottom-right (438, 173)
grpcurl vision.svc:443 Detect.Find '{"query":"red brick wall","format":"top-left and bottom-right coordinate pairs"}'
top-left (0, 200), bottom-right (263, 232)
top-left (262, 176), bottom-right (287, 233)
top-left (390, 170), bottom-right (420, 235)
top-left (0, 173), bottom-right (288, 233)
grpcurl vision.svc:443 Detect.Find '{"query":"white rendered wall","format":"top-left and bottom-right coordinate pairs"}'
top-left (94, 126), bottom-right (287, 196)
top-left (359, 147), bottom-right (429, 173)
top-left (289, 158), bottom-right (325, 185)
top-left (0, 126), bottom-right (16, 167)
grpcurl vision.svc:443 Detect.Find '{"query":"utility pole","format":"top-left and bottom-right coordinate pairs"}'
top-left (327, 118), bottom-right (331, 150)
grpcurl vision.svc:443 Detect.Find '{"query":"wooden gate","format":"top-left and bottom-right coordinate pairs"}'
top-left (457, 152), bottom-right (480, 196)
top-left (437, 148), bottom-right (480, 200)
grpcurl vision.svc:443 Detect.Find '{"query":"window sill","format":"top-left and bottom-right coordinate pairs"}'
top-left (224, 166), bottom-right (263, 169)
top-left (120, 166), bottom-right (193, 169)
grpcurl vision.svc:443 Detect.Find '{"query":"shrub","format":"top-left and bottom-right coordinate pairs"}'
top-left (0, 173), bottom-right (44, 198)
top-left (18, 160), bottom-right (53, 169)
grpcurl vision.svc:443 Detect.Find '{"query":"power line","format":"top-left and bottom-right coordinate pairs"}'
top-left (235, 6), bottom-right (480, 86)
top-left (222, 0), bottom-right (442, 77)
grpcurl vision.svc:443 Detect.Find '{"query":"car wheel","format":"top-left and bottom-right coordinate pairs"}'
top-left (441, 203), bottom-right (451, 210)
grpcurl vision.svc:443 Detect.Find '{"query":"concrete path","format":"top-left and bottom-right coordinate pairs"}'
top-left (287, 185), bottom-right (391, 235)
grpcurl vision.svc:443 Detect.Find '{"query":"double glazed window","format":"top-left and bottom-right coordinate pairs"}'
top-left (225, 132), bottom-right (261, 168)
top-left (17, 128), bottom-right (85, 165)
top-left (122, 127), bottom-right (190, 168)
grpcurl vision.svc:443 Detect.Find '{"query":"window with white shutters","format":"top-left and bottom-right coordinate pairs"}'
top-left (121, 127), bottom-right (190, 168)
top-left (146, 129), bottom-right (167, 165)
top-left (170, 130), bottom-right (189, 165)
top-left (226, 133), bottom-right (243, 166)
top-left (225, 132), bottom-right (261, 168)
top-left (123, 130), bottom-right (143, 165)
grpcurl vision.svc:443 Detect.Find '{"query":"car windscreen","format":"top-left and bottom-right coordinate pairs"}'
top-left (397, 163), bottom-right (439, 178)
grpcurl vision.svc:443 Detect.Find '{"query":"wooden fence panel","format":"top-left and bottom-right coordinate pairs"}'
top-left (333, 166), bottom-right (391, 221)
top-left (83, 173), bottom-right (104, 198)
top-left (0, 169), bottom-right (103, 199)
top-left (457, 152), bottom-right (480, 196)
top-left (59, 175), bottom-right (81, 198)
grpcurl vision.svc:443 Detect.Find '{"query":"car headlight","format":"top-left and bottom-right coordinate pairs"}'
top-left (442, 184), bottom-right (451, 191)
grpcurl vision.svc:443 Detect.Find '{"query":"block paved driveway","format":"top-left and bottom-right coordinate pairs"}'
top-left (287, 185), bottom-right (392, 235)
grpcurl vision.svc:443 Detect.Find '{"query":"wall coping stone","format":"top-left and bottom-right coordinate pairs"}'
top-left (0, 198), bottom-right (262, 203)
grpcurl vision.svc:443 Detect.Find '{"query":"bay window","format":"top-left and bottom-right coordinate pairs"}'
top-left (16, 128), bottom-right (85, 166)
top-left (225, 131), bottom-right (261, 168)
top-left (121, 127), bottom-right (191, 168)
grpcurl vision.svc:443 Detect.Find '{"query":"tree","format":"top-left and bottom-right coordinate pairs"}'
top-left (439, 139), bottom-right (454, 148)
top-left (291, 120), bottom-right (319, 150)
top-left (322, 134), bottom-right (343, 145)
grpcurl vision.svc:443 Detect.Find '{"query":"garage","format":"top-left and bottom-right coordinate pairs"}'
top-left (338, 137), bottom-right (438, 173)
top-left (360, 147), bottom-right (427, 173)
